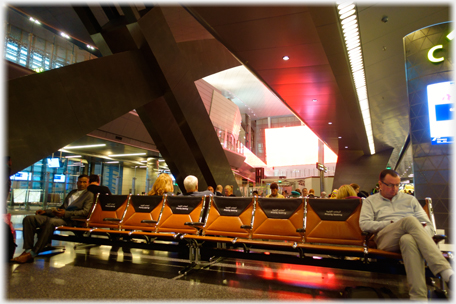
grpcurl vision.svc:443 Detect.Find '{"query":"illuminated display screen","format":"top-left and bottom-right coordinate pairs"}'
top-left (10, 172), bottom-right (31, 181)
top-left (47, 158), bottom-right (60, 168)
top-left (265, 126), bottom-right (337, 166)
top-left (54, 174), bottom-right (66, 183)
top-left (427, 81), bottom-right (454, 145)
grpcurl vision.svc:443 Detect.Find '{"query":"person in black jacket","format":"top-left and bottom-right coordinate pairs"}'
top-left (87, 174), bottom-right (111, 196)
top-left (215, 185), bottom-right (224, 196)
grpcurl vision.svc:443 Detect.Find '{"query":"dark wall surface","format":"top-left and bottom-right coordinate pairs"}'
top-left (404, 22), bottom-right (453, 241)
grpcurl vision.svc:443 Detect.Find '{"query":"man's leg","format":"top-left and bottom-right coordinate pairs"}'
top-left (33, 217), bottom-right (67, 254)
top-left (376, 216), bottom-right (452, 296)
top-left (396, 216), bottom-right (451, 277)
top-left (400, 234), bottom-right (427, 300)
top-left (21, 214), bottom-right (49, 251)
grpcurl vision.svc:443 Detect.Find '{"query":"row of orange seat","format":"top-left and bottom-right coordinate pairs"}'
top-left (54, 194), bottom-right (418, 262)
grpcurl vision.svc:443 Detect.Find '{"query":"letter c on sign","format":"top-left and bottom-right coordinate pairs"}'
top-left (428, 45), bottom-right (444, 63)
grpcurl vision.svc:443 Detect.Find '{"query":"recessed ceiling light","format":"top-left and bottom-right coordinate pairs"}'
top-left (64, 144), bottom-right (106, 149)
top-left (108, 153), bottom-right (147, 157)
top-left (312, 99), bottom-right (317, 102)
top-left (345, 146), bottom-right (348, 148)
top-left (328, 122), bottom-right (333, 125)
top-left (338, 136), bottom-right (342, 139)
top-left (282, 56), bottom-right (290, 60)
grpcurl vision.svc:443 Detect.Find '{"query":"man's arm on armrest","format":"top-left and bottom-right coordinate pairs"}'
top-left (413, 198), bottom-right (435, 236)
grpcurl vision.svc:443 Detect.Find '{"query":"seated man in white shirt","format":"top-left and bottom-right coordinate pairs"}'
top-left (360, 169), bottom-right (452, 300)
top-left (11, 174), bottom-right (94, 264)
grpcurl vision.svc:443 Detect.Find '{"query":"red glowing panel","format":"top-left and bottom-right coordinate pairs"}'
top-left (265, 126), bottom-right (337, 166)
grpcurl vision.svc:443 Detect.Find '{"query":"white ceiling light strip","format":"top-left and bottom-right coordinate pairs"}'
top-left (337, 1), bottom-right (375, 154)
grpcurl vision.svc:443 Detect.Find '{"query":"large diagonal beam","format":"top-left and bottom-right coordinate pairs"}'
top-left (8, 50), bottom-right (161, 174)
top-left (138, 7), bottom-right (240, 195)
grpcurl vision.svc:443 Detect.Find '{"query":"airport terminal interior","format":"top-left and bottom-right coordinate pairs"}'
top-left (4, 2), bottom-right (454, 301)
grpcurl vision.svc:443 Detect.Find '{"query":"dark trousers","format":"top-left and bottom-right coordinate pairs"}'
top-left (22, 215), bottom-right (67, 254)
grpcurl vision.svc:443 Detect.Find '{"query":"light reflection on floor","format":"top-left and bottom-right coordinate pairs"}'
top-left (7, 214), bottom-right (411, 300)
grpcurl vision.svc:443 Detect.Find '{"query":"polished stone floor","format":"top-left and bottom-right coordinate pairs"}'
top-left (5, 214), bottom-right (413, 300)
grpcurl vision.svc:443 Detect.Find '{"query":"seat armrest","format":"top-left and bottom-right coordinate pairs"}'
top-left (72, 218), bottom-right (88, 222)
top-left (103, 218), bottom-right (121, 222)
top-left (141, 220), bottom-right (157, 224)
top-left (240, 225), bottom-right (252, 230)
top-left (433, 234), bottom-right (447, 244)
top-left (184, 222), bottom-right (204, 227)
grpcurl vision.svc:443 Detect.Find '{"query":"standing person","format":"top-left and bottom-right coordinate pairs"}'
top-left (180, 175), bottom-right (212, 197)
top-left (6, 156), bottom-right (11, 202)
top-left (215, 185), bottom-right (224, 196)
top-left (147, 173), bottom-right (174, 196)
top-left (5, 156), bottom-right (16, 261)
top-left (87, 174), bottom-right (111, 196)
top-left (360, 169), bottom-right (453, 300)
top-left (224, 185), bottom-right (236, 197)
top-left (320, 191), bottom-right (327, 198)
top-left (265, 183), bottom-right (284, 198)
top-left (11, 174), bottom-right (93, 264)
top-left (302, 188), bottom-right (308, 197)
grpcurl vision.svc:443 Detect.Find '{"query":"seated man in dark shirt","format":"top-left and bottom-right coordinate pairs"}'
top-left (180, 175), bottom-right (213, 197)
top-left (87, 174), bottom-right (112, 196)
top-left (11, 174), bottom-right (94, 264)
top-left (215, 185), bottom-right (224, 196)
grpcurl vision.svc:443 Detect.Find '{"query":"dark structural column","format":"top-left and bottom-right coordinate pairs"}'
top-left (404, 22), bottom-right (453, 240)
top-left (136, 6), bottom-right (241, 194)
top-left (332, 148), bottom-right (393, 193)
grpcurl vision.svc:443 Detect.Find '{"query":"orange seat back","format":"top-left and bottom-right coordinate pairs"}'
top-left (251, 198), bottom-right (305, 242)
top-left (88, 195), bottom-right (130, 229)
top-left (203, 196), bottom-right (254, 238)
top-left (305, 198), bottom-right (364, 246)
top-left (156, 195), bottom-right (208, 234)
top-left (120, 195), bottom-right (164, 231)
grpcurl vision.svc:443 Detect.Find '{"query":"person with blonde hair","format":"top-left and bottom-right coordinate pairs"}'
top-left (350, 183), bottom-right (360, 194)
top-left (336, 185), bottom-right (358, 199)
top-left (148, 174), bottom-right (174, 196)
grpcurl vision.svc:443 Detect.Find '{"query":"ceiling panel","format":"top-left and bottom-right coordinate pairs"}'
top-left (8, 3), bottom-right (451, 177)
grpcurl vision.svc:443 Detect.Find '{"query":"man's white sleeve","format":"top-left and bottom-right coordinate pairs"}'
top-left (359, 198), bottom-right (390, 233)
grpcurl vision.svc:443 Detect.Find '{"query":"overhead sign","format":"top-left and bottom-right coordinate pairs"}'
top-left (316, 162), bottom-right (328, 173)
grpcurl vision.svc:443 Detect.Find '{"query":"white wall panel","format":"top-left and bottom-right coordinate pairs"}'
top-left (210, 90), bottom-right (242, 140)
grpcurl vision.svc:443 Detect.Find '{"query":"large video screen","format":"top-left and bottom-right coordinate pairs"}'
top-left (427, 81), bottom-right (454, 145)
top-left (265, 125), bottom-right (338, 166)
